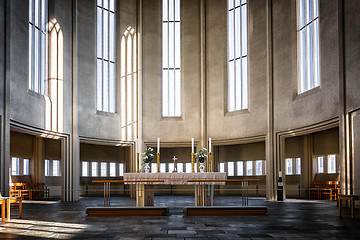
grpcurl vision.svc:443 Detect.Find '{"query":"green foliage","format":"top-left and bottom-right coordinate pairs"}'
top-left (142, 147), bottom-right (155, 163)
top-left (194, 147), bottom-right (208, 163)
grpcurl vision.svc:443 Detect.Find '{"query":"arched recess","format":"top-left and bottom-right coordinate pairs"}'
top-left (120, 26), bottom-right (139, 143)
top-left (45, 18), bottom-right (64, 133)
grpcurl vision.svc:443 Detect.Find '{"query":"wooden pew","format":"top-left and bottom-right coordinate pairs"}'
top-left (10, 182), bottom-right (49, 200)
top-left (6, 197), bottom-right (22, 221)
top-left (0, 193), bottom-right (22, 222)
top-left (307, 181), bottom-right (340, 200)
top-left (0, 198), bottom-right (5, 222)
top-left (338, 195), bottom-right (360, 219)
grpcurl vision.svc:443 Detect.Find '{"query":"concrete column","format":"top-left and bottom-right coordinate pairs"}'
top-left (265, 0), bottom-right (276, 200)
top-left (33, 137), bottom-right (45, 184)
top-left (200, 0), bottom-right (207, 149)
top-left (300, 135), bottom-right (312, 198)
top-left (0, 0), bottom-right (10, 197)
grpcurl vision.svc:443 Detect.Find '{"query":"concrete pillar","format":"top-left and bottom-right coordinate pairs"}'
top-left (0, 0), bottom-right (10, 197)
top-left (33, 137), bottom-right (45, 184)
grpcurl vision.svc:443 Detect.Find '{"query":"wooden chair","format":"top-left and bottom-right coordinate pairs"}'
top-left (0, 198), bottom-right (5, 222)
top-left (0, 193), bottom-right (22, 221)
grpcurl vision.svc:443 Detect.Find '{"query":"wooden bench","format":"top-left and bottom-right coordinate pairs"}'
top-left (0, 198), bottom-right (5, 222)
top-left (307, 181), bottom-right (340, 200)
top-left (0, 193), bottom-right (22, 222)
top-left (183, 206), bottom-right (268, 216)
top-left (85, 207), bottom-right (169, 216)
top-left (10, 182), bottom-right (49, 200)
top-left (338, 195), bottom-right (360, 219)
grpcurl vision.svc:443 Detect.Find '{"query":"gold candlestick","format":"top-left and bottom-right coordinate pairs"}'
top-left (136, 153), bottom-right (140, 173)
top-left (209, 152), bottom-right (212, 172)
top-left (191, 153), bottom-right (195, 173)
top-left (157, 152), bottom-right (160, 173)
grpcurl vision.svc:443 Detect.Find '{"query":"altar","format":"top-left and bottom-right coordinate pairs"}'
top-left (124, 172), bottom-right (227, 207)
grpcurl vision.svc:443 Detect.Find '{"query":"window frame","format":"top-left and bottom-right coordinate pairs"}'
top-left (28, 0), bottom-right (48, 95)
top-left (97, 0), bottom-right (116, 113)
top-left (297, 0), bottom-right (320, 94)
top-left (162, 0), bottom-right (181, 117)
top-left (227, 0), bottom-right (248, 112)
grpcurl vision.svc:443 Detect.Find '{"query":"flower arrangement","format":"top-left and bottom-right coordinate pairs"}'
top-left (142, 147), bottom-right (155, 163)
top-left (195, 147), bottom-right (208, 163)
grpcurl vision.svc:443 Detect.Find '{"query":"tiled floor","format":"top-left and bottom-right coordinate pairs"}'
top-left (1, 196), bottom-right (360, 239)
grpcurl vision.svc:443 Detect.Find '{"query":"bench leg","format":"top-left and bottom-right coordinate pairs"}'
top-left (338, 199), bottom-right (342, 216)
top-left (19, 199), bottom-right (22, 219)
top-left (351, 199), bottom-right (354, 219)
top-left (6, 199), bottom-right (10, 221)
top-left (1, 202), bottom-right (5, 222)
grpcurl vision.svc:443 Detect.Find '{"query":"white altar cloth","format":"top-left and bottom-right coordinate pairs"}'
top-left (123, 172), bottom-right (227, 185)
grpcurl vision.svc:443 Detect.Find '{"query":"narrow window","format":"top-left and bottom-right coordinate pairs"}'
top-left (29, 0), bottom-right (48, 94)
top-left (285, 158), bottom-right (293, 175)
top-left (246, 161), bottom-right (252, 176)
top-left (177, 163), bottom-right (183, 173)
top-left (45, 159), bottom-right (49, 176)
top-left (162, 0), bottom-right (181, 117)
top-left (151, 163), bottom-right (157, 173)
top-left (53, 160), bottom-right (60, 176)
top-left (97, 0), bottom-right (116, 112)
top-left (227, 162), bottom-right (234, 176)
top-left (219, 162), bottom-right (225, 173)
top-left (255, 160), bottom-right (262, 176)
top-left (82, 162), bottom-right (89, 177)
top-left (295, 157), bottom-right (301, 174)
top-left (110, 162), bottom-right (116, 177)
top-left (160, 163), bottom-right (166, 173)
top-left (168, 163), bottom-right (175, 173)
top-left (298, 0), bottom-right (320, 93)
top-left (317, 156), bottom-right (324, 173)
top-left (119, 163), bottom-right (124, 176)
top-left (100, 162), bottom-right (107, 177)
top-left (11, 157), bottom-right (20, 176)
top-left (92, 162), bottom-right (98, 177)
top-left (23, 159), bottom-right (30, 175)
top-left (186, 163), bottom-right (192, 173)
top-left (228, 0), bottom-right (248, 112)
top-left (327, 154), bottom-right (336, 174)
top-left (237, 161), bottom-right (243, 176)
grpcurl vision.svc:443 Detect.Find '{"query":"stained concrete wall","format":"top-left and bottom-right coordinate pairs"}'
top-left (76, 0), bottom-right (138, 140)
top-left (2, 0), bottom-right (360, 199)
top-left (207, 0), bottom-right (268, 140)
top-left (142, 0), bottom-right (202, 143)
top-left (273, 0), bottom-right (340, 132)
top-left (10, 132), bottom-right (33, 158)
top-left (80, 143), bottom-right (127, 163)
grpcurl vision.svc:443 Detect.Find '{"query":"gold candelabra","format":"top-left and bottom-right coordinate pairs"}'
top-left (136, 152), bottom-right (140, 173)
top-left (157, 152), bottom-right (160, 173)
top-left (209, 152), bottom-right (212, 172)
top-left (191, 153), bottom-right (195, 173)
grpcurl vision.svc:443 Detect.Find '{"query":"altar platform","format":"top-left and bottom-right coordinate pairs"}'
top-left (124, 172), bottom-right (227, 207)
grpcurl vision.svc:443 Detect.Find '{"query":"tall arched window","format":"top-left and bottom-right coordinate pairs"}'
top-left (228, 0), bottom-right (248, 112)
top-left (120, 27), bottom-right (138, 141)
top-left (298, 0), bottom-right (320, 93)
top-left (97, 0), bottom-right (116, 113)
top-left (29, 0), bottom-right (48, 94)
top-left (162, 0), bottom-right (181, 117)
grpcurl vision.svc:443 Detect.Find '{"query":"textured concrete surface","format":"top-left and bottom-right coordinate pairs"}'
top-left (1, 196), bottom-right (360, 239)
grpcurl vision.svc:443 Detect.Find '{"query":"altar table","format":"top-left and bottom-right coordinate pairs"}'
top-left (124, 172), bottom-right (227, 207)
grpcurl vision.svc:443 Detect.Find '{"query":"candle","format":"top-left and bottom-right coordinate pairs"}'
top-left (191, 138), bottom-right (194, 153)
top-left (157, 138), bottom-right (160, 153)
top-left (209, 138), bottom-right (212, 153)
top-left (135, 138), bottom-right (138, 153)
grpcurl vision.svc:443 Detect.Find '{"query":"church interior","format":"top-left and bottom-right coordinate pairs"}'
top-left (1, 0), bottom-right (360, 239)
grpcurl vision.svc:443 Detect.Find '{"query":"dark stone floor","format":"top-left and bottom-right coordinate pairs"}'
top-left (1, 196), bottom-right (360, 239)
